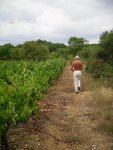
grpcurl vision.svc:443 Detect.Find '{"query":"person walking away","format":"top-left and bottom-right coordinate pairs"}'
top-left (71, 55), bottom-right (83, 93)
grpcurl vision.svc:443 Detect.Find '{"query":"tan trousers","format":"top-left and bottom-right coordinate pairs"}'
top-left (73, 70), bottom-right (81, 92)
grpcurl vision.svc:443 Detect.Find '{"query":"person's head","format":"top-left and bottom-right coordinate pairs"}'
top-left (74, 55), bottom-right (80, 60)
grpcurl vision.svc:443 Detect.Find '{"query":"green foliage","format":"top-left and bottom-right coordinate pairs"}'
top-left (0, 58), bottom-right (66, 138)
top-left (87, 59), bottom-right (104, 78)
top-left (0, 40), bottom-right (68, 60)
top-left (48, 42), bottom-right (66, 52)
top-left (57, 47), bottom-right (72, 59)
top-left (86, 58), bottom-right (113, 84)
top-left (10, 47), bottom-right (23, 60)
top-left (47, 51), bottom-right (59, 59)
top-left (97, 29), bottom-right (113, 64)
top-left (80, 44), bottom-right (100, 59)
top-left (33, 40), bottom-right (66, 52)
top-left (22, 41), bottom-right (49, 60)
top-left (85, 29), bottom-right (113, 83)
top-left (68, 36), bottom-right (87, 55)
top-left (0, 44), bottom-right (13, 60)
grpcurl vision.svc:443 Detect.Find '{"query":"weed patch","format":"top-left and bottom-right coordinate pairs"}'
top-left (90, 87), bottom-right (113, 135)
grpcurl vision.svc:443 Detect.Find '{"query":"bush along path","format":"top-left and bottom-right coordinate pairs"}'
top-left (8, 65), bottom-right (113, 150)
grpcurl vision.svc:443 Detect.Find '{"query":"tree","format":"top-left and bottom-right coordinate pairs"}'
top-left (57, 47), bottom-right (71, 59)
top-left (45, 42), bottom-right (66, 52)
top-left (97, 29), bottom-right (113, 64)
top-left (68, 36), bottom-right (87, 56)
top-left (36, 40), bottom-right (66, 52)
top-left (10, 47), bottom-right (24, 60)
top-left (23, 41), bottom-right (49, 60)
top-left (0, 44), bottom-right (13, 59)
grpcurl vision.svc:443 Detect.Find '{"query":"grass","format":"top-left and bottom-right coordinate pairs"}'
top-left (81, 65), bottom-right (113, 135)
top-left (90, 87), bottom-right (113, 135)
top-left (82, 71), bottom-right (103, 91)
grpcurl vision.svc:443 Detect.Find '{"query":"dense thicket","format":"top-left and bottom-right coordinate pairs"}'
top-left (81, 29), bottom-right (113, 84)
top-left (97, 29), bottom-right (113, 65)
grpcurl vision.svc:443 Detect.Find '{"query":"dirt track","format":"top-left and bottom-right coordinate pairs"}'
top-left (9, 65), bottom-right (113, 150)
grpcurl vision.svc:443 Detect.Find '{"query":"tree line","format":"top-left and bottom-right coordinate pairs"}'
top-left (0, 37), bottom-right (87, 61)
top-left (0, 29), bottom-right (113, 82)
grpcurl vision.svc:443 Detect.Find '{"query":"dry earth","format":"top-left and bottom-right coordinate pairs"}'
top-left (9, 65), bottom-right (113, 150)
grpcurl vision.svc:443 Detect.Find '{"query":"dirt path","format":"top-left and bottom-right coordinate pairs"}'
top-left (9, 65), bottom-right (113, 150)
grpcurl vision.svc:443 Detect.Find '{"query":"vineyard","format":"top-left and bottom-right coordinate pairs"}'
top-left (0, 29), bottom-right (113, 149)
top-left (0, 58), bottom-right (66, 149)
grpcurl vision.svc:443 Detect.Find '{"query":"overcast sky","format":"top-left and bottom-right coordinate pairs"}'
top-left (0, 0), bottom-right (113, 45)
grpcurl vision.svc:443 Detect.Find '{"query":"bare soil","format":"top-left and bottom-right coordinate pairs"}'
top-left (9, 65), bottom-right (113, 150)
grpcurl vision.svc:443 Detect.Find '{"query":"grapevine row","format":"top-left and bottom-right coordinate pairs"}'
top-left (0, 58), bottom-right (66, 149)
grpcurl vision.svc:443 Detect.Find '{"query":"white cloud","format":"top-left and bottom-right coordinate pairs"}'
top-left (0, 0), bottom-right (113, 45)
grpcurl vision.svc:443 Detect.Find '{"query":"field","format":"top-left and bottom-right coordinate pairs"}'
top-left (7, 65), bottom-right (113, 150)
top-left (0, 30), bottom-right (113, 149)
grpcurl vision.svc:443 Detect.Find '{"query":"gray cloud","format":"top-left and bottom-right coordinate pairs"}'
top-left (0, 0), bottom-right (113, 45)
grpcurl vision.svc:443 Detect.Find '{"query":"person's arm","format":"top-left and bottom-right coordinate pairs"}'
top-left (71, 63), bottom-right (74, 72)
